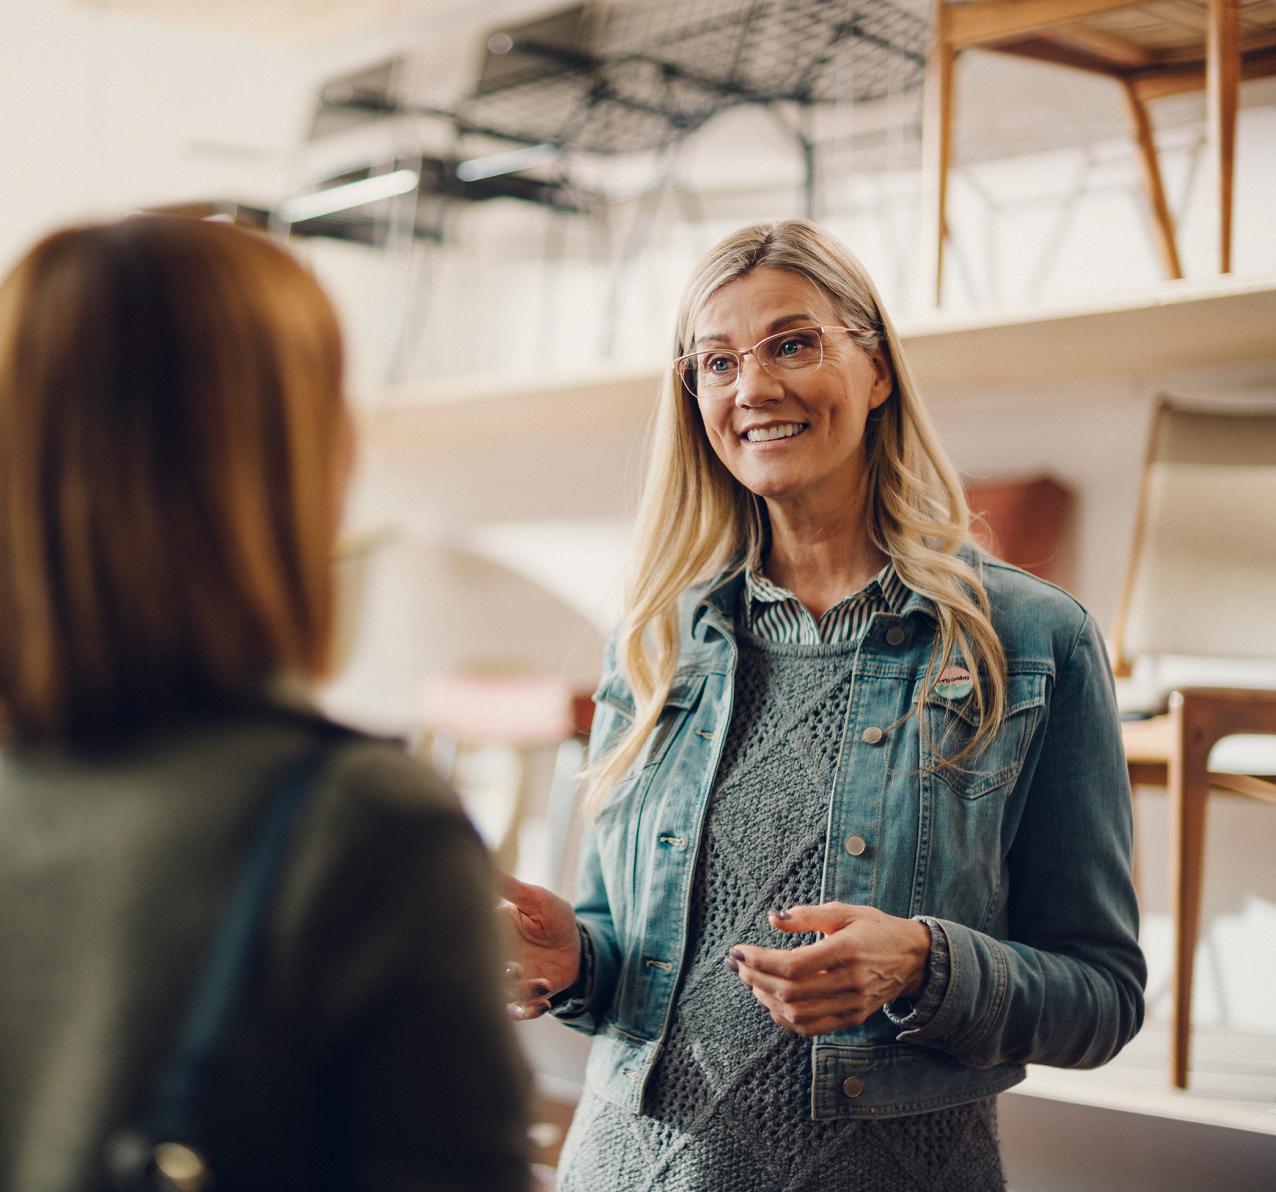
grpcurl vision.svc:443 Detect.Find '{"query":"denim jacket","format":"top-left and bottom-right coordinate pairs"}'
top-left (558, 551), bottom-right (1146, 1120)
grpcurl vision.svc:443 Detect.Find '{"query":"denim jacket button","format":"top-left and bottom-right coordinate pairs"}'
top-left (844, 834), bottom-right (868, 857)
top-left (861, 726), bottom-right (884, 745)
top-left (885, 626), bottom-right (907, 646)
top-left (841, 1076), bottom-right (865, 1098)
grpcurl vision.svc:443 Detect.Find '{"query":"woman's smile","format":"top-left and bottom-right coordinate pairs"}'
top-left (741, 420), bottom-right (808, 444)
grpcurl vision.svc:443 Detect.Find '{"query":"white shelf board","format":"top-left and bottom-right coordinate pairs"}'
top-left (356, 275), bottom-right (1276, 453)
top-left (901, 272), bottom-right (1276, 395)
top-left (358, 365), bottom-right (659, 459)
top-left (1008, 1021), bottom-right (1276, 1137)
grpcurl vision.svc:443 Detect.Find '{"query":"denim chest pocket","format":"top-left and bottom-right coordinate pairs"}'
top-left (594, 671), bottom-right (707, 776)
top-left (924, 668), bottom-right (1047, 799)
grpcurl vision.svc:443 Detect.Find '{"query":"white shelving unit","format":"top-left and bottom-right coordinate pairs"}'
top-left (356, 274), bottom-right (1276, 453)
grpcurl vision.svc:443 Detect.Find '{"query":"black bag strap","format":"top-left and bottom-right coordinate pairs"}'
top-left (147, 737), bottom-right (338, 1142)
top-left (107, 732), bottom-right (344, 1189)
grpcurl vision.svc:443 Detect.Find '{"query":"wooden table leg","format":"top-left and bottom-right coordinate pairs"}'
top-left (1119, 78), bottom-right (1183, 280)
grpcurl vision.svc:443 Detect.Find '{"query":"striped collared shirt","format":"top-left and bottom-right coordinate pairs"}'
top-left (741, 560), bottom-right (909, 645)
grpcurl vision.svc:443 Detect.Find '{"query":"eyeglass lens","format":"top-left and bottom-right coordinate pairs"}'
top-left (679, 327), bottom-right (824, 393)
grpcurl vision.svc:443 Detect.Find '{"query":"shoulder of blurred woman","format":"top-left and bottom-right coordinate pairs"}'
top-left (318, 729), bottom-right (469, 824)
top-left (267, 716), bottom-right (503, 1009)
top-left (203, 684), bottom-right (469, 833)
top-left (236, 712), bottom-right (533, 1188)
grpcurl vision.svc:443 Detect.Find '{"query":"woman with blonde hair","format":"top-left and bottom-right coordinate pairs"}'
top-left (502, 220), bottom-right (1144, 1190)
top-left (0, 216), bottom-right (529, 1191)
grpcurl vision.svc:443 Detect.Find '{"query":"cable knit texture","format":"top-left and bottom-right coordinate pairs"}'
top-left (557, 631), bottom-right (1005, 1191)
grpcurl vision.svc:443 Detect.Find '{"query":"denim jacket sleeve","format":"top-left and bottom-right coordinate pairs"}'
top-left (894, 613), bottom-right (1147, 1068)
top-left (550, 654), bottom-right (629, 1035)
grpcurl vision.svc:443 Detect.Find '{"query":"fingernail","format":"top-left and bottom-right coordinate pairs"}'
top-left (507, 1004), bottom-right (525, 1020)
top-left (771, 908), bottom-right (792, 921)
top-left (723, 954), bottom-right (739, 973)
top-left (728, 946), bottom-right (744, 962)
top-left (503, 963), bottom-right (521, 980)
top-left (531, 979), bottom-right (551, 997)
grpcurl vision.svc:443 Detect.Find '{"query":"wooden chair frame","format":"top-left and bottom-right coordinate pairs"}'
top-left (923, 0), bottom-right (1276, 303)
top-left (1123, 691), bottom-right (1276, 1088)
top-left (1114, 399), bottom-right (1276, 1088)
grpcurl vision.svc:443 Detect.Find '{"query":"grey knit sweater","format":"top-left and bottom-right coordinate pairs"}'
top-left (557, 632), bottom-right (1004, 1192)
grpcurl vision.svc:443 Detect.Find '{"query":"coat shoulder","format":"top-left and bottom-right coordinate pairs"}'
top-left (976, 554), bottom-right (1091, 663)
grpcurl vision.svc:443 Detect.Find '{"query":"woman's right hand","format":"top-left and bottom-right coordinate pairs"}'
top-left (498, 872), bottom-right (582, 1021)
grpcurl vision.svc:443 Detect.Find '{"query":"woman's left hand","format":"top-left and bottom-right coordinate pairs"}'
top-left (726, 903), bottom-right (931, 1037)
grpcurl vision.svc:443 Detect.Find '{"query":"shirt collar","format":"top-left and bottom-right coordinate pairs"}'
top-left (690, 547), bottom-right (970, 640)
top-left (742, 558), bottom-right (909, 618)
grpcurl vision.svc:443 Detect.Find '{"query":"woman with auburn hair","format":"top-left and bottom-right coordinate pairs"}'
top-left (502, 220), bottom-right (1145, 1190)
top-left (0, 217), bottom-right (529, 1192)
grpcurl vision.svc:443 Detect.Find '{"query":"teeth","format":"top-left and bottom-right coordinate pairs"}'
top-left (745, 423), bottom-right (805, 443)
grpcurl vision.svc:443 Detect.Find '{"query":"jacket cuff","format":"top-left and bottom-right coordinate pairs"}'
top-left (548, 923), bottom-right (595, 1020)
top-left (884, 916), bottom-right (950, 1030)
top-left (891, 917), bottom-right (1010, 1058)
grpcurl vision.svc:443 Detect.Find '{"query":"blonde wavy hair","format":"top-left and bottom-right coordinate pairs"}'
top-left (589, 219), bottom-right (1006, 804)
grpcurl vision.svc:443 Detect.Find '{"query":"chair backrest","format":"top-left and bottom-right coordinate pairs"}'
top-left (965, 475), bottom-right (1073, 587)
top-left (1112, 399), bottom-right (1276, 675)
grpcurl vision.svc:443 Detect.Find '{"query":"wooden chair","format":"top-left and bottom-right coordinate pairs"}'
top-left (1113, 398), bottom-right (1276, 1088)
top-left (416, 671), bottom-right (594, 879)
top-left (923, 0), bottom-right (1276, 302)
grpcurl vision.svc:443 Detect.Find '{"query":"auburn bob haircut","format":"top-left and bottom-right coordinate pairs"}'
top-left (0, 216), bottom-right (348, 747)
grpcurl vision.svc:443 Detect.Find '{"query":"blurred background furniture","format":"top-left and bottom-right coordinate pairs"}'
top-left (965, 474), bottom-right (1075, 586)
top-left (333, 529), bottom-right (395, 677)
top-left (416, 670), bottom-right (594, 880)
top-left (415, 669), bottom-right (595, 1185)
top-left (924, 0), bottom-right (1276, 302)
top-left (1113, 398), bottom-right (1276, 1088)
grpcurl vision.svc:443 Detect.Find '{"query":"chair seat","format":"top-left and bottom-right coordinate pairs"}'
top-left (1115, 654), bottom-right (1276, 716)
top-left (1123, 712), bottom-right (1276, 776)
top-left (1208, 733), bottom-right (1276, 775)
top-left (947, 0), bottom-right (1276, 64)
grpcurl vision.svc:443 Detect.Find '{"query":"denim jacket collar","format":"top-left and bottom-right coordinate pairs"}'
top-left (689, 562), bottom-right (745, 642)
top-left (688, 543), bottom-right (977, 643)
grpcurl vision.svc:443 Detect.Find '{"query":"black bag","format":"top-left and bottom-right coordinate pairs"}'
top-left (104, 739), bottom-right (338, 1191)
